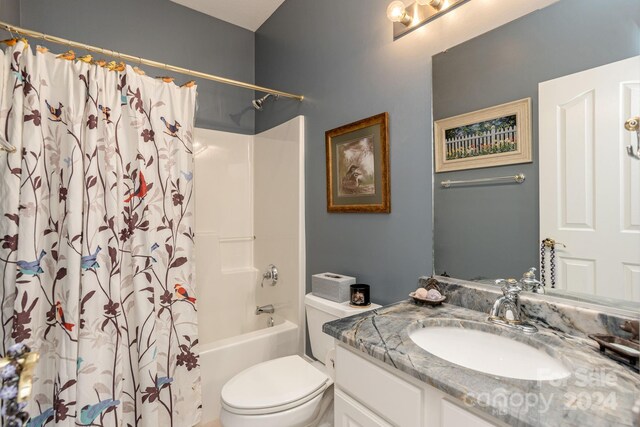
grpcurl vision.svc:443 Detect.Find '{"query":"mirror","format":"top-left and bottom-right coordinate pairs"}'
top-left (432, 0), bottom-right (640, 310)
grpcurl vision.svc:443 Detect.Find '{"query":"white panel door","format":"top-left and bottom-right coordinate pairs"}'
top-left (539, 56), bottom-right (640, 300)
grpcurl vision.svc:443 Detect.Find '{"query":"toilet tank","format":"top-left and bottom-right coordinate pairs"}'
top-left (304, 293), bottom-right (380, 364)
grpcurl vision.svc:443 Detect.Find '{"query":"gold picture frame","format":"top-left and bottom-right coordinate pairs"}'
top-left (325, 113), bottom-right (390, 213)
top-left (434, 98), bottom-right (532, 173)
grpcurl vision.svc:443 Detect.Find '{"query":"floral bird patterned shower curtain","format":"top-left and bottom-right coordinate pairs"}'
top-left (0, 42), bottom-right (200, 426)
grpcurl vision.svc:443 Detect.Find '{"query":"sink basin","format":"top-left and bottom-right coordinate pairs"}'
top-left (409, 326), bottom-right (571, 381)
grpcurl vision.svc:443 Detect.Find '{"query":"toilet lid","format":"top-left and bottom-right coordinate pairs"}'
top-left (221, 355), bottom-right (330, 415)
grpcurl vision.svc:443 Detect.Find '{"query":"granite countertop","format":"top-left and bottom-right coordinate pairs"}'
top-left (323, 301), bottom-right (640, 427)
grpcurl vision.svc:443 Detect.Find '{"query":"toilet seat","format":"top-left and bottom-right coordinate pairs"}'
top-left (221, 355), bottom-right (330, 416)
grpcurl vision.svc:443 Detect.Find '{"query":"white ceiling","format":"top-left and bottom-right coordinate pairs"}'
top-left (171, 0), bottom-right (286, 32)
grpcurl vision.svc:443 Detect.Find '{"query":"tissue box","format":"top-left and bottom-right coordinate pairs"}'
top-left (312, 272), bottom-right (356, 302)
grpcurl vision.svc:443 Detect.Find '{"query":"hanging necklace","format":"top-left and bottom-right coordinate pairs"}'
top-left (540, 239), bottom-right (547, 287)
top-left (540, 238), bottom-right (565, 289)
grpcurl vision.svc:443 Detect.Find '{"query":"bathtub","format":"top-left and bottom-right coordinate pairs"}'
top-left (199, 315), bottom-right (299, 425)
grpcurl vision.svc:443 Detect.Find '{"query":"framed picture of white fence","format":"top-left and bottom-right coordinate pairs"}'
top-left (434, 98), bottom-right (532, 172)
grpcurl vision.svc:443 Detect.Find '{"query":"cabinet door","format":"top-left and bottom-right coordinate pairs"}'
top-left (441, 399), bottom-right (498, 427)
top-left (336, 346), bottom-right (422, 426)
top-left (334, 389), bottom-right (393, 427)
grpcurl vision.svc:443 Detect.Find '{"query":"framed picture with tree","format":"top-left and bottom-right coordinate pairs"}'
top-left (325, 113), bottom-right (390, 213)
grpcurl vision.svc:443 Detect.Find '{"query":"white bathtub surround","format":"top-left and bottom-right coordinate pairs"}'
top-left (254, 117), bottom-right (306, 349)
top-left (193, 117), bottom-right (305, 424)
top-left (194, 129), bottom-right (255, 345)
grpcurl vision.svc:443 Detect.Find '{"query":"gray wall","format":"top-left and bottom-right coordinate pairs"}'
top-left (256, 0), bottom-right (434, 305)
top-left (433, 0), bottom-right (640, 280)
top-left (0, 0), bottom-right (19, 25)
top-left (18, 0), bottom-right (256, 134)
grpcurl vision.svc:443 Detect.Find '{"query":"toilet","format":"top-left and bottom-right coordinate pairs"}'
top-left (219, 293), bottom-right (380, 427)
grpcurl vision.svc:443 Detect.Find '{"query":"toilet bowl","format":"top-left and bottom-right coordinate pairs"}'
top-left (219, 293), bottom-right (380, 427)
top-left (219, 355), bottom-right (332, 427)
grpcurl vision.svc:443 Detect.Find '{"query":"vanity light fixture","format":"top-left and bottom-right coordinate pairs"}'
top-left (417, 0), bottom-right (444, 9)
top-left (387, 0), bottom-right (471, 40)
top-left (386, 1), bottom-right (413, 26)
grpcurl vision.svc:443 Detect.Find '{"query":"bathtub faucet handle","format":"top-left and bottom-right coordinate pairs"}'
top-left (261, 264), bottom-right (278, 287)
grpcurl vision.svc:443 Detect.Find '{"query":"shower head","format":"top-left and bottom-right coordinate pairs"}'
top-left (252, 93), bottom-right (278, 111)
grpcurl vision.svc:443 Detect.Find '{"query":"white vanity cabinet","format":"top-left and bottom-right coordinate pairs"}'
top-left (334, 344), bottom-right (506, 427)
top-left (440, 400), bottom-right (498, 427)
top-left (334, 389), bottom-right (393, 427)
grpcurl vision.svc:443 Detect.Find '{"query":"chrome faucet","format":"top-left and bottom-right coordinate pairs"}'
top-left (255, 304), bottom-right (275, 315)
top-left (261, 264), bottom-right (278, 287)
top-left (520, 267), bottom-right (545, 294)
top-left (488, 279), bottom-right (538, 334)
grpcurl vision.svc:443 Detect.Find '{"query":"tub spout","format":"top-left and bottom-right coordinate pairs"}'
top-left (255, 304), bottom-right (275, 315)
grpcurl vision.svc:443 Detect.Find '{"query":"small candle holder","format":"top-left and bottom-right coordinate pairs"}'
top-left (350, 284), bottom-right (370, 307)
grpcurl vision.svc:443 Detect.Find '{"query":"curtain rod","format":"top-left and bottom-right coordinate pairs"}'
top-left (0, 21), bottom-right (304, 101)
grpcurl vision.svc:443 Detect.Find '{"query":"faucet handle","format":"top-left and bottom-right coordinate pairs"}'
top-left (520, 267), bottom-right (545, 293)
top-left (522, 267), bottom-right (537, 280)
top-left (495, 278), bottom-right (522, 297)
top-left (260, 264), bottom-right (278, 287)
top-left (499, 278), bottom-right (522, 299)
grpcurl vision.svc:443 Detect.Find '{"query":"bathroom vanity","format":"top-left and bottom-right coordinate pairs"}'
top-left (323, 277), bottom-right (640, 427)
top-left (333, 344), bottom-right (506, 427)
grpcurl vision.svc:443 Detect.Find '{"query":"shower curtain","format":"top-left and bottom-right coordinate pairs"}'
top-left (0, 42), bottom-right (200, 426)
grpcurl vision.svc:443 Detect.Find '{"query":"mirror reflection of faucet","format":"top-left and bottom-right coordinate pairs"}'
top-left (521, 267), bottom-right (544, 294)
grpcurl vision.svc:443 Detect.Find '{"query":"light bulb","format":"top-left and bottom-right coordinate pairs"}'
top-left (386, 1), bottom-right (411, 25)
top-left (416, 0), bottom-right (444, 8)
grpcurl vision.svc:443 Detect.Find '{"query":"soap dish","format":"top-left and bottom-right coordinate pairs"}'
top-left (409, 292), bottom-right (446, 306)
top-left (409, 278), bottom-right (446, 306)
top-left (588, 334), bottom-right (639, 369)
